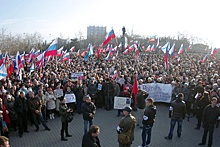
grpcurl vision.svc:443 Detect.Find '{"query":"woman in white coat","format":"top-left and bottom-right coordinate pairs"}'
top-left (46, 88), bottom-right (56, 119)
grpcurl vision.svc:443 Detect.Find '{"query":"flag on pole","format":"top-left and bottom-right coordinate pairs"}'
top-left (161, 42), bottom-right (170, 54)
top-left (29, 63), bottom-right (35, 75)
top-left (44, 38), bottom-right (58, 57)
top-left (0, 50), bottom-right (3, 66)
top-left (202, 54), bottom-right (209, 63)
top-left (169, 43), bottom-right (175, 58)
top-left (102, 29), bottom-right (116, 46)
top-left (211, 48), bottom-right (217, 57)
top-left (150, 45), bottom-right (155, 52)
top-left (69, 46), bottom-right (75, 52)
top-left (178, 44), bottom-right (184, 55)
top-left (15, 51), bottom-right (23, 69)
top-left (132, 76), bottom-right (138, 109)
top-left (187, 45), bottom-right (192, 51)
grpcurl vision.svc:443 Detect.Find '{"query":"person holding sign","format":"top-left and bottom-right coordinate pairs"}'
top-left (59, 96), bottom-right (73, 141)
top-left (81, 95), bottom-right (96, 135)
top-left (64, 86), bottom-right (76, 112)
top-left (117, 87), bottom-right (131, 117)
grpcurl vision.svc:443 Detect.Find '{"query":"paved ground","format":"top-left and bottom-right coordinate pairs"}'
top-left (9, 104), bottom-right (220, 147)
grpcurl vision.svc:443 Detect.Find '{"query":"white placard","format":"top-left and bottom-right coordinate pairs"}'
top-left (54, 89), bottom-right (63, 97)
top-left (64, 93), bottom-right (76, 103)
top-left (71, 72), bottom-right (84, 81)
top-left (98, 84), bottom-right (102, 90)
top-left (114, 97), bottom-right (131, 109)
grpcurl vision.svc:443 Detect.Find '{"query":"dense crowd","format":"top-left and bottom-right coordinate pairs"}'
top-left (0, 50), bottom-right (220, 146)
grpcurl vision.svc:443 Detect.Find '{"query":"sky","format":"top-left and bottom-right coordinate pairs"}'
top-left (0, 0), bottom-right (220, 48)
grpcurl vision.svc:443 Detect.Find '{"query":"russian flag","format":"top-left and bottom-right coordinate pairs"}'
top-left (15, 51), bottom-right (23, 69)
top-left (202, 54), bottom-right (209, 63)
top-left (128, 44), bottom-right (134, 52)
top-left (61, 53), bottom-right (70, 62)
top-left (123, 49), bottom-right (129, 55)
top-left (102, 29), bottom-right (116, 46)
top-left (0, 50), bottom-right (3, 66)
top-left (178, 44), bottom-right (184, 55)
top-left (211, 48), bottom-right (217, 57)
top-left (44, 38), bottom-right (58, 57)
top-left (56, 46), bottom-right (64, 56)
top-left (69, 46), bottom-right (75, 52)
top-left (36, 52), bottom-right (45, 69)
top-left (169, 43), bottom-right (175, 58)
top-left (105, 49), bottom-right (113, 61)
top-left (161, 42), bottom-right (170, 54)
top-left (20, 52), bottom-right (25, 64)
top-left (156, 37), bottom-right (159, 47)
top-left (27, 48), bottom-right (35, 59)
top-left (146, 45), bottom-right (151, 52)
top-left (150, 45), bottom-right (155, 52)
top-left (34, 50), bottom-right (41, 57)
top-left (187, 45), bottom-right (192, 51)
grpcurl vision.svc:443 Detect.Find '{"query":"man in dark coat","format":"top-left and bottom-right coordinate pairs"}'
top-left (138, 98), bottom-right (156, 147)
top-left (81, 95), bottom-right (96, 135)
top-left (165, 93), bottom-right (186, 140)
top-left (82, 125), bottom-right (101, 147)
top-left (102, 78), bottom-right (114, 110)
top-left (198, 97), bottom-right (220, 147)
top-left (14, 91), bottom-right (29, 138)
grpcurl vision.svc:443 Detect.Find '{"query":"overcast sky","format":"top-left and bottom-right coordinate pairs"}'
top-left (0, 0), bottom-right (219, 47)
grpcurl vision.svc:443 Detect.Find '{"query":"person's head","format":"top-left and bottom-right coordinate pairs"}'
top-left (19, 91), bottom-right (25, 98)
top-left (122, 106), bottom-right (132, 116)
top-left (0, 136), bottom-right (9, 147)
top-left (66, 86), bottom-right (71, 92)
top-left (84, 95), bottom-right (91, 103)
top-left (211, 97), bottom-right (217, 107)
top-left (88, 125), bottom-right (100, 137)
top-left (145, 98), bottom-right (154, 106)
top-left (29, 91), bottom-right (35, 98)
top-left (178, 93), bottom-right (184, 100)
top-left (6, 95), bottom-right (12, 102)
top-left (38, 90), bottom-right (43, 96)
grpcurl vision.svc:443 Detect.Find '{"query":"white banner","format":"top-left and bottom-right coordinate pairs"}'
top-left (71, 72), bottom-right (84, 81)
top-left (64, 93), bottom-right (76, 103)
top-left (54, 89), bottom-right (63, 97)
top-left (142, 83), bottom-right (172, 103)
top-left (114, 97), bottom-right (131, 109)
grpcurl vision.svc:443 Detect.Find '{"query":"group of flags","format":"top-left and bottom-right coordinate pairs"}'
top-left (0, 29), bottom-right (218, 79)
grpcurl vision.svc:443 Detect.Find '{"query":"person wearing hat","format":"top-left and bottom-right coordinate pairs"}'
top-left (117, 106), bottom-right (136, 147)
top-left (81, 95), bottom-right (96, 135)
top-left (138, 98), bottom-right (156, 147)
top-left (5, 95), bottom-right (17, 131)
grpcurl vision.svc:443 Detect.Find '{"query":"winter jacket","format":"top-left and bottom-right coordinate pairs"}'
top-left (81, 102), bottom-right (96, 121)
top-left (142, 105), bottom-right (156, 125)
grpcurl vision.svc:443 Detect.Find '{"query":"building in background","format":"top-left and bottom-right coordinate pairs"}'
top-left (87, 26), bottom-right (106, 45)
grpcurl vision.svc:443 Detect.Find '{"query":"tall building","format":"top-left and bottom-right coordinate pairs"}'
top-left (87, 26), bottom-right (106, 41)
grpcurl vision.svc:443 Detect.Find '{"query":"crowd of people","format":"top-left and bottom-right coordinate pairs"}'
top-left (0, 49), bottom-right (220, 146)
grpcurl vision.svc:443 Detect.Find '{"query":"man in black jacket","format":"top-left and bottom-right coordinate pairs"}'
top-left (82, 125), bottom-right (101, 147)
top-left (14, 91), bottom-right (29, 138)
top-left (165, 93), bottom-right (186, 140)
top-left (198, 97), bottom-right (220, 147)
top-left (81, 95), bottom-right (96, 135)
top-left (136, 90), bottom-right (149, 128)
top-left (138, 98), bottom-right (156, 147)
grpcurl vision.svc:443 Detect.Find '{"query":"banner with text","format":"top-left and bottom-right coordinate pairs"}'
top-left (141, 83), bottom-right (172, 103)
top-left (114, 97), bottom-right (131, 109)
top-left (71, 72), bottom-right (84, 81)
top-left (64, 93), bottom-right (76, 103)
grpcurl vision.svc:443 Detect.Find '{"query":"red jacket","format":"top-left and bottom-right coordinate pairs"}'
top-left (2, 104), bottom-right (10, 125)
